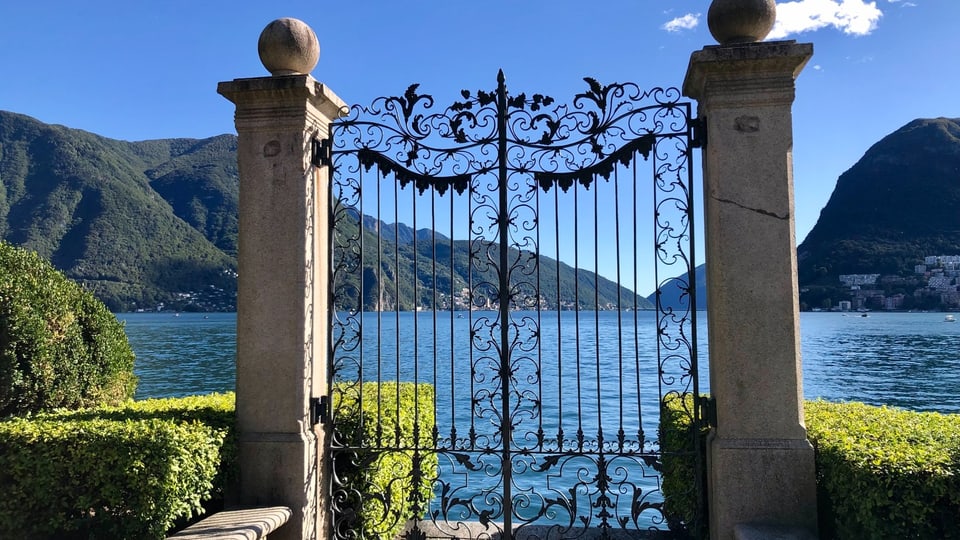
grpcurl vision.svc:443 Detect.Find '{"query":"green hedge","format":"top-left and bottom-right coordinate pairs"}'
top-left (661, 397), bottom-right (960, 540)
top-left (660, 393), bottom-right (708, 538)
top-left (0, 386), bottom-right (435, 539)
top-left (332, 381), bottom-right (437, 540)
top-left (806, 401), bottom-right (960, 539)
top-left (0, 241), bottom-right (136, 417)
top-left (0, 392), bottom-right (235, 539)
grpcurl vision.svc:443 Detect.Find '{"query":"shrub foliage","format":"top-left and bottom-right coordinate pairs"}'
top-left (0, 392), bottom-right (235, 539)
top-left (661, 397), bottom-right (960, 540)
top-left (806, 400), bottom-right (960, 539)
top-left (0, 242), bottom-right (136, 416)
top-left (660, 393), bottom-right (708, 538)
top-left (332, 381), bottom-right (437, 539)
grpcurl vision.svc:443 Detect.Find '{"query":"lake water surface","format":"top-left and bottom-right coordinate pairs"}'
top-left (123, 310), bottom-right (959, 531)
top-left (126, 310), bottom-right (960, 414)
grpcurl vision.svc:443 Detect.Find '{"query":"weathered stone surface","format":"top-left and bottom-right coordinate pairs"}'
top-left (708, 0), bottom-right (777, 45)
top-left (683, 41), bottom-right (817, 539)
top-left (219, 52), bottom-right (346, 539)
top-left (258, 18), bottom-right (320, 76)
top-left (734, 522), bottom-right (818, 540)
top-left (167, 506), bottom-right (292, 539)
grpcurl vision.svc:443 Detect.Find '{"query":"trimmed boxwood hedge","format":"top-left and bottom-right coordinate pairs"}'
top-left (0, 386), bottom-right (434, 539)
top-left (332, 381), bottom-right (437, 540)
top-left (806, 401), bottom-right (960, 539)
top-left (0, 392), bottom-right (235, 539)
top-left (661, 395), bottom-right (960, 540)
top-left (0, 241), bottom-right (136, 417)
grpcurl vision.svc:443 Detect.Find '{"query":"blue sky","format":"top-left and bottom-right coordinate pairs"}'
top-left (0, 0), bottom-right (954, 260)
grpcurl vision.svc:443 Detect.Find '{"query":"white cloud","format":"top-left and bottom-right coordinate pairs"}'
top-left (768, 0), bottom-right (883, 39)
top-left (662, 13), bottom-right (700, 33)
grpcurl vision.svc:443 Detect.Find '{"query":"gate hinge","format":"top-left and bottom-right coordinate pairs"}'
top-left (310, 395), bottom-right (330, 426)
top-left (690, 116), bottom-right (707, 149)
top-left (700, 396), bottom-right (717, 428)
top-left (311, 137), bottom-right (332, 167)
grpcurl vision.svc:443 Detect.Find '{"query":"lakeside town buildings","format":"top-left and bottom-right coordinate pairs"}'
top-left (832, 254), bottom-right (960, 311)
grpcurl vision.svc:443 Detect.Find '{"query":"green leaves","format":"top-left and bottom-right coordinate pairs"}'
top-left (0, 241), bottom-right (136, 417)
top-left (333, 382), bottom-right (437, 539)
top-left (805, 400), bottom-right (960, 539)
top-left (0, 392), bottom-right (236, 539)
top-left (0, 112), bottom-right (239, 312)
top-left (662, 396), bottom-right (960, 539)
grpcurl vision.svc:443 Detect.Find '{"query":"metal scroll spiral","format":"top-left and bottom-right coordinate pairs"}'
top-left (329, 73), bottom-right (697, 539)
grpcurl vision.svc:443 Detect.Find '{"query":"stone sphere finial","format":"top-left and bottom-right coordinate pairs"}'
top-left (258, 18), bottom-right (320, 76)
top-left (707, 0), bottom-right (777, 45)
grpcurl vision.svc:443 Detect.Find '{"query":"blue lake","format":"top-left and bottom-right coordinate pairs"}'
top-left (123, 309), bottom-right (960, 531)
top-left (126, 310), bottom-right (960, 414)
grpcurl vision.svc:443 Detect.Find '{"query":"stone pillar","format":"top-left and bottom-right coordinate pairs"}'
top-left (682, 3), bottom-right (818, 538)
top-left (218, 18), bottom-right (346, 540)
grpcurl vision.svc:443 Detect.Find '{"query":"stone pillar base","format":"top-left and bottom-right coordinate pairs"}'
top-left (708, 434), bottom-right (817, 540)
top-left (237, 430), bottom-right (318, 540)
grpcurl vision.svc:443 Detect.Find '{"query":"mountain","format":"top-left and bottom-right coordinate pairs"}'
top-left (797, 117), bottom-right (960, 308)
top-left (335, 208), bottom-right (653, 312)
top-left (0, 111), bottom-right (651, 312)
top-left (646, 263), bottom-right (706, 313)
top-left (0, 111), bottom-right (238, 312)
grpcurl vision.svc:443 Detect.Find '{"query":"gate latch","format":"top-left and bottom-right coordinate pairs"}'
top-left (310, 395), bottom-right (330, 426)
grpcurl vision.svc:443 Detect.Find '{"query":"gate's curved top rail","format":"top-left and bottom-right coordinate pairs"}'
top-left (332, 71), bottom-right (692, 195)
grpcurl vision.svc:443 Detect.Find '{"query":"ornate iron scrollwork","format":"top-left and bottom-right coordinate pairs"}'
top-left (329, 72), bottom-right (701, 539)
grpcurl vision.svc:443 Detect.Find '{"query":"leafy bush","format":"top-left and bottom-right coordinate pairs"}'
top-left (0, 392), bottom-right (235, 539)
top-left (806, 401), bottom-right (960, 539)
top-left (0, 241), bottom-right (136, 416)
top-left (662, 397), bottom-right (960, 540)
top-left (332, 382), bottom-right (437, 539)
top-left (660, 393), bottom-right (708, 538)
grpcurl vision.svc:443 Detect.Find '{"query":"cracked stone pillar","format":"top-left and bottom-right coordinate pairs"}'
top-left (683, 37), bottom-right (817, 540)
top-left (218, 18), bottom-right (346, 540)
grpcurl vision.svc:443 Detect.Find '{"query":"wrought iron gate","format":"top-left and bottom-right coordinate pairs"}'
top-left (327, 72), bottom-right (703, 539)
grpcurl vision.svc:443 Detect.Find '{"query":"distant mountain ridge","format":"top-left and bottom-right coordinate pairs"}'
top-left (0, 111), bottom-right (652, 311)
top-left (0, 111), bottom-right (238, 311)
top-left (797, 117), bottom-right (960, 308)
top-left (13, 111), bottom-right (950, 314)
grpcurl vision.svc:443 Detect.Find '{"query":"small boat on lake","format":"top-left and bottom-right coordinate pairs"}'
top-left (946, 314), bottom-right (956, 323)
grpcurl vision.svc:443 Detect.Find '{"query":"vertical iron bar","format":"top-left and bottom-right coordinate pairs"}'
top-left (574, 183), bottom-right (583, 451)
top-left (450, 185), bottom-right (457, 448)
top-left (652, 130), bottom-right (665, 429)
top-left (554, 185), bottom-right (563, 452)
top-left (395, 170), bottom-right (401, 449)
top-left (413, 181), bottom-right (421, 450)
top-left (376, 164), bottom-right (384, 448)
top-left (535, 173), bottom-right (543, 451)
top-left (632, 155), bottom-right (643, 443)
top-left (431, 186), bottom-right (439, 449)
top-left (614, 166), bottom-right (625, 447)
top-left (686, 107), bottom-right (705, 535)
top-left (496, 70), bottom-right (513, 536)
top-left (358, 163), bottom-right (365, 438)
top-left (594, 174), bottom-right (602, 441)
top-left (468, 166), bottom-right (476, 451)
